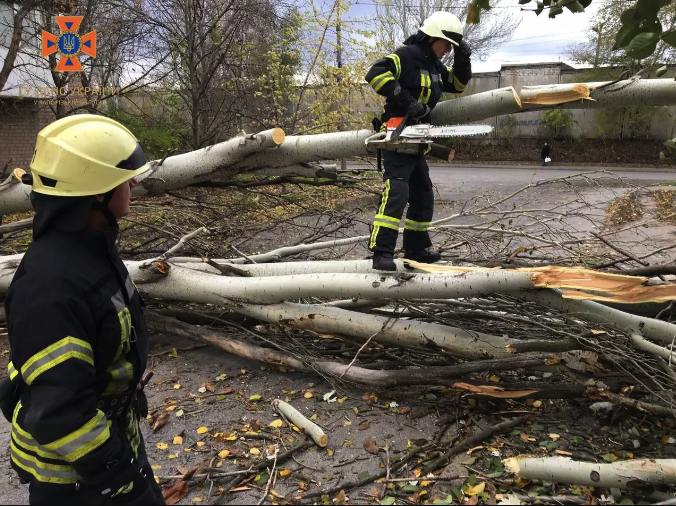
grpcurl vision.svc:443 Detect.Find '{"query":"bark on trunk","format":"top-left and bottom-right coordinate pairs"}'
top-left (235, 302), bottom-right (512, 359)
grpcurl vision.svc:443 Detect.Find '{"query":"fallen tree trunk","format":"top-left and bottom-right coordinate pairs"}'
top-left (145, 312), bottom-right (556, 385)
top-left (206, 302), bottom-right (513, 359)
top-left (2, 79), bottom-right (675, 217)
top-left (503, 456), bottom-right (676, 490)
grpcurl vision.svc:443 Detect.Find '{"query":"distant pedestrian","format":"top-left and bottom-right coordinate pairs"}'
top-left (541, 141), bottom-right (551, 166)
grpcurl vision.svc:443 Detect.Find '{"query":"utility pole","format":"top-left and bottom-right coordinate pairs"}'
top-left (593, 23), bottom-right (604, 68)
top-left (336, 1), bottom-right (347, 172)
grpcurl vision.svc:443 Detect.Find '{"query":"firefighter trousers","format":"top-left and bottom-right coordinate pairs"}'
top-left (369, 148), bottom-right (434, 255)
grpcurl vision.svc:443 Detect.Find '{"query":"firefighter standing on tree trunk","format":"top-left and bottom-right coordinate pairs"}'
top-left (366, 11), bottom-right (472, 271)
top-left (1, 115), bottom-right (164, 505)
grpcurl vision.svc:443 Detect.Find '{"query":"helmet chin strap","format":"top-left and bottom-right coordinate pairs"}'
top-left (91, 189), bottom-right (118, 228)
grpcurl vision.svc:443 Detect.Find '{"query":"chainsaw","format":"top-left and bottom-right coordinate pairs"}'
top-left (364, 115), bottom-right (493, 150)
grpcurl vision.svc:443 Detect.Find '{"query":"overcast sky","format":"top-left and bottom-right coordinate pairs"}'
top-left (345, 0), bottom-right (601, 72)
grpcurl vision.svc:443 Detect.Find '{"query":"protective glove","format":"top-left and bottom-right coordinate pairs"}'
top-left (455, 40), bottom-right (472, 64)
top-left (75, 439), bottom-right (157, 505)
top-left (406, 101), bottom-right (430, 121)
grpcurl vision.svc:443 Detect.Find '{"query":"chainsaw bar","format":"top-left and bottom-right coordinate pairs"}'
top-left (424, 124), bottom-right (494, 138)
top-left (364, 123), bottom-right (493, 149)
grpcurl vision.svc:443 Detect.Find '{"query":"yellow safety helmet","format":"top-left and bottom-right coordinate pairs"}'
top-left (419, 11), bottom-right (463, 46)
top-left (28, 114), bottom-right (149, 197)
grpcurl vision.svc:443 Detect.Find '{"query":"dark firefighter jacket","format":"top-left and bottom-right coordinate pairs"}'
top-left (4, 223), bottom-right (149, 486)
top-left (365, 40), bottom-right (472, 123)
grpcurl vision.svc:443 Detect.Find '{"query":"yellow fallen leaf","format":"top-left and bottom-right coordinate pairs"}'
top-left (225, 434), bottom-right (237, 441)
top-left (192, 498), bottom-right (202, 503)
top-left (292, 425), bottom-right (301, 433)
top-left (173, 436), bottom-right (183, 445)
top-left (269, 419), bottom-right (284, 428)
top-left (413, 468), bottom-right (421, 478)
top-left (549, 433), bottom-right (561, 441)
top-left (173, 384), bottom-right (181, 389)
top-left (420, 480), bottom-right (430, 487)
top-left (152, 465), bottom-right (162, 470)
top-left (489, 375), bottom-right (500, 382)
top-left (280, 469), bottom-right (291, 477)
top-left (197, 441), bottom-right (205, 447)
top-left (219, 450), bottom-right (230, 459)
top-left (338, 397), bottom-right (348, 403)
top-left (197, 427), bottom-right (209, 434)
top-left (304, 391), bottom-right (314, 399)
top-left (250, 448), bottom-right (261, 455)
top-left (168, 454), bottom-right (177, 459)
top-left (327, 448), bottom-right (334, 456)
top-left (155, 476), bottom-right (159, 484)
top-left (185, 448), bottom-right (192, 452)
top-left (166, 406), bottom-right (176, 412)
top-left (156, 442), bottom-right (169, 450)
top-left (533, 400), bottom-right (543, 408)
top-left (465, 482), bottom-right (485, 496)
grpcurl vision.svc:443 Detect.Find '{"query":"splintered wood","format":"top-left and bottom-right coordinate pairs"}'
top-left (403, 260), bottom-right (676, 304)
top-left (521, 83), bottom-right (593, 105)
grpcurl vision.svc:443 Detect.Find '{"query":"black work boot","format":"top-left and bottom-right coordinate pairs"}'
top-left (372, 253), bottom-right (397, 271)
top-left (404, 248), bottom-right (441, 264)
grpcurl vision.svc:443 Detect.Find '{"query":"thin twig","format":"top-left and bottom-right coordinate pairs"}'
top-left (257, 454), bottom-right (277, 505)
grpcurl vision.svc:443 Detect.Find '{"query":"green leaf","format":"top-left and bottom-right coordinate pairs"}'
top-left (510, 430), bottom-right (521, 436)
top-left (636, 0), bottom-right (667, 19)
top-left (451, 488), bottom-right (464, 501)
top-left (530, 424), bottom-right (544, 431)
top-left (615, 24), bottom-right (641, 49)
top-left (626, 32), bottom-right (660, 59)
top-left (548, 6), bottom-right (563, 18)
top-left (436, 495), bottom-right (455, 505)
top-left (358, 471), bottom-right (369, 481)
top-left (461, 457), bottom-right (477, 465)
top-left (602, 453), bottom-right (614, 463)
top-left (610, 488), bottom-right (622, 499)
top-left (662, 30), bottom-right (676, 47)
top-left (258, 472), bottom-right (269, 486)
top-left (467, 474), bottom-right (477, 487)
top-left (216, 395), bottom-right (226, 401)
top-left (402, 485), bottom-right (420, 492)
top-left (425, 393), bottom-right (437, 401)
top-left (631, 426), bottom-right (642, 437)
top-left (664, 139), bottom-right (676, 150)
top-left (619, 500), bottom-right (634, 506)
top-left (620, 8), bottom-right (642, 25)
top-left (380, 497), bottom-right (395, 506)
top-left (249, 394), bottom-right (262, 402)
top-left (564, 1), bottom-right (585, 13)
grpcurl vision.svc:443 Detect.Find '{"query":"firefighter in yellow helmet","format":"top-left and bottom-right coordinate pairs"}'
top-left (1, 115), bottom-right (164, 504)
top-left (366, 11), bottom-right (472, 270)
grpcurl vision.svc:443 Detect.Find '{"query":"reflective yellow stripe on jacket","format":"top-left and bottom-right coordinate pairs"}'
top-left (8, 361), bottom-right (18, 381)
top-left (446, 66), bottom-right (466, 92)
top-left (20, 337), bottom-right (93, 386)
top-left (369, 71), bottom-right (395, 92)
